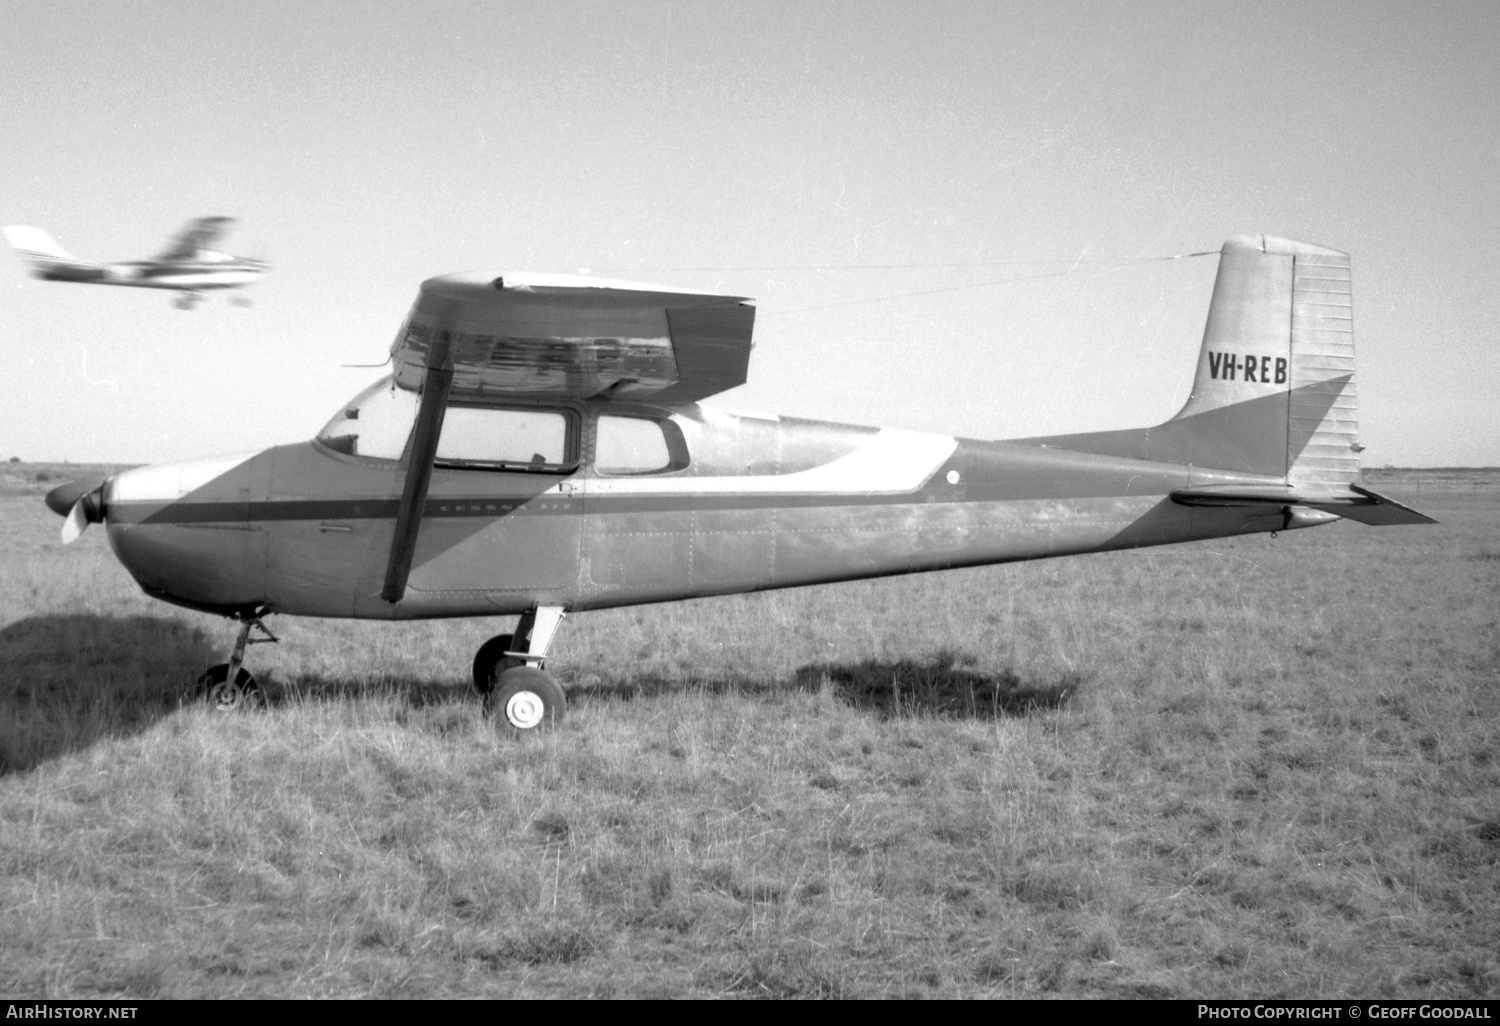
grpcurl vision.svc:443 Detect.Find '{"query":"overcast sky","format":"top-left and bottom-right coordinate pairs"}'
top-left (3, 0), bottom-right (1496, 466)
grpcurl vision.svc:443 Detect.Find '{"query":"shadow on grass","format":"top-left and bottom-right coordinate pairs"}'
top-left (792, 651), bottom-right (1081, 720)
top-left (568, 649), bottom-right (1081, 721)
top-left (0, 613), bottom-right (220, 773)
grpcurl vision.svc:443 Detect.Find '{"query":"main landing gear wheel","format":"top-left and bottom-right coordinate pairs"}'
top-left (484, 666), bottom-right (566, 734)
top-left (472, 633), bottom-right (516, 696)
top-left (195, 663), bottom-right (266, 712)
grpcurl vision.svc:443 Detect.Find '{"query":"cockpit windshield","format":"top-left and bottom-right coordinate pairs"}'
top-left (315, 375), bottom-right (418, 459)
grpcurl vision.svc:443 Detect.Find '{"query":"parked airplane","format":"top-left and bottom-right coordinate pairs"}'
top-left (4, 217), bottom-right (266, 309)
top-left (42, 235), bottom-right (1433, 731)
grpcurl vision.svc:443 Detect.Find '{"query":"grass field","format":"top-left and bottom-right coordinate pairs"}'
top-left (1, 468), bottom-right (1496, 998)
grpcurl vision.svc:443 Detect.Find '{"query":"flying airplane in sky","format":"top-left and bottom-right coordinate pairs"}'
top-left (42, 234), bottom-right (1434, 732)
top-left (4, 217), bottom-right (267, 309)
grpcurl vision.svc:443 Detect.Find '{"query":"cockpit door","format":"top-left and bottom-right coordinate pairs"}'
top-left (402, 405), bottom-right (583, 596)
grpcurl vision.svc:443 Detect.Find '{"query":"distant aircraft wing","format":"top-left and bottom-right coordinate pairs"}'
top-left (1169, 483), bottom-right (1436, 525)
top-left (388, 272), bottom-right (756, 406)
top-left (154, 216), bottom-right (236, 262)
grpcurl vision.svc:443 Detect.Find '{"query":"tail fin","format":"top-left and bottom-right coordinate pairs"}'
top-left (1024, 235), bottom-right (1361, 482)
top-left (1025, 235), bottom-right (1434, 525)
top-left (1173, 235), bottom-right (1359, 487)
top-left (4, 225), bottom-right (74, 271)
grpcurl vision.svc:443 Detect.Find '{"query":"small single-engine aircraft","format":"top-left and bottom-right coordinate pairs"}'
top-left (4, 217), bottom-right (267, 309)
top-left (43, 234), bottom-right (1434, 731)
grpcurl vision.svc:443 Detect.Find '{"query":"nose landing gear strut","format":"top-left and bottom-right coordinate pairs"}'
top-left (195, 614), bottom-right (278, 711)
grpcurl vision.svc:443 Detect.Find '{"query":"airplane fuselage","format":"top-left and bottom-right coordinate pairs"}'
top-left (99, 398), bottom-right (1311, 621)
top-left (35, 257), bottom-right (265, 291)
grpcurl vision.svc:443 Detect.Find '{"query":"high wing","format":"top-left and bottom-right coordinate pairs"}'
top-left (380, 271), bottom-right (756, 603)
top-left (389, 272), bottom-right (755, 406)
top-left (154, 216), bottom-right (236, 263)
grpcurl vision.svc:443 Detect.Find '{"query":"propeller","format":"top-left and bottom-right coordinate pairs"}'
top-left (44, 478), bottom-right (106, 544)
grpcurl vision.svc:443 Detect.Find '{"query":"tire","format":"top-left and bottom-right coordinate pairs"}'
top-left (484, 666), bottom-right (566, 733)
top-left (471, 634), bottom-right (515, 695)
top-left (194, 663), bottom-right (265, 711)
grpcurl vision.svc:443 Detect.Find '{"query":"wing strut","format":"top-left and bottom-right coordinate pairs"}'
top-left (381, 329), bottom-right (455, 603)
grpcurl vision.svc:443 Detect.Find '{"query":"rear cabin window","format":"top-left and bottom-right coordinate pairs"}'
top-left (436, 406), bottom-right (573, 471)
top-left (595, 415), bottom-right (676, 474)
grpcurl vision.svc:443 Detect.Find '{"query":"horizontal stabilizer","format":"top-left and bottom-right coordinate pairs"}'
top-left (1170, 483), bottom-right (1436, 526)
top-left (1345, 485), bottom-right (1440, 525)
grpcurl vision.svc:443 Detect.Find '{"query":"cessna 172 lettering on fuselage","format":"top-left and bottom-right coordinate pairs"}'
top-left (5, 217), bottom-right (266, 309)
top-left (42, 235), bottom-right (1434, 732)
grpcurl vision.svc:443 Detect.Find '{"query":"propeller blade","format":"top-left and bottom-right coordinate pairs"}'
top-left (45, 478), bottom-right (103, 517)
top-left (61, 497), bottom-right (91, 544)
top-left (45, 478), bottom-right (105, 543)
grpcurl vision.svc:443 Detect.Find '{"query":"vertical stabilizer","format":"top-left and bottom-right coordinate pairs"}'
top-left (1181, 240), bottom-right (1295, 411)
top-left (1020, 235), bottom-right (1363, 485)
top-left (1170, 235), bottom-right (1361, 485)
top-left (4, 225), bottom-right (74, 269)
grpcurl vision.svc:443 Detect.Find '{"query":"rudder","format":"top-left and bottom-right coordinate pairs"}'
top-left (1284, 243), bottom-right (1360, 489)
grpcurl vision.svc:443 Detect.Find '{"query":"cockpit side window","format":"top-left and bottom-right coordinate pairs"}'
top-left (315, 376), bottom-right (418, 460)
top-left (435, 406), bottom-right (576, 472)
top-left (595, 415), bottom-right (689, 474)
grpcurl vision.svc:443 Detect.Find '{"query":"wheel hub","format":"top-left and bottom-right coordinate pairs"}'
top-left (504, 689), bottom-right (546, 730)
top-left (209, 681), bottom-right (242, 711)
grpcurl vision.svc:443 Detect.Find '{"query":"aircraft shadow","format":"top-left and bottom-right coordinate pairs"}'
top-left (791, 653), bottom-right (1080, 720)
top-left (568, 650), bottom-right (1080, 721)
top-left (267, 658), bottom-right (1077, 723)
top-left (0, 613), bottom-right (221, 774)
top-left (0, 615), bottom-right (1076, 774)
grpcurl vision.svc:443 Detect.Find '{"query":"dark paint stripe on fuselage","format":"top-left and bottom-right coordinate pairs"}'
top-left (109, 457), bottom-right (1194, 526)
top-left (113, 488), bottom-right (1144, 525)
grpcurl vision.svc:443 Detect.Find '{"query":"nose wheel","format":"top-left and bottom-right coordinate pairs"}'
top-left (195, 614), bottom-right (277, 711)
top-left (195, 664), bottom-right (265, 711)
